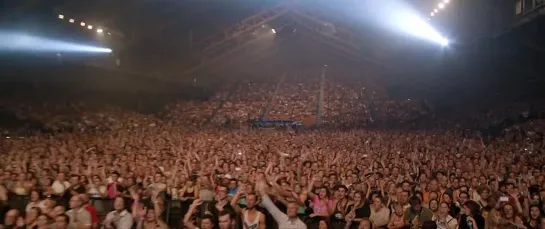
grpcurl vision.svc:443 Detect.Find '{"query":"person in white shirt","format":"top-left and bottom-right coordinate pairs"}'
top-left (369, 196), bottom-right (391, 227)
top-left (256, 179), bottom-right (306, 229)
top-left (66, 195), bottom-right (92, 229)
top-left (52, 173), bottom-right (71, 195)
top-left (102, 196), bottom-right (134, 229)
top-left (433, 202), bottom-right (458, 229)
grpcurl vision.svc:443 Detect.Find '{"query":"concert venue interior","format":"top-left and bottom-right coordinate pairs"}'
top-left (1, 1), bottom-right (545, 229)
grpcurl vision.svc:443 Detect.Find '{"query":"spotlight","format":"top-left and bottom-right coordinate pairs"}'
top-left (97, 29), bottom-right (103, 33)
top-left (0, 32), bottom-right (114, 53)
top-left (58, 14), bottom-right (64, 19)
top-left (438, 3), bottom-right (445, 9)
top-left (271, 29), bottom-right (276, 34)
top-left (434, 9), bottom-right (438, 12)
top-left (69, 19), bottom-right (75, 23)
top-left (80, 22), bottom-right (86, 26)
top-left (444, 0), bottom-right (450, 3)
top-left (430, 12), bottom-right (434, 16)
top-left (87, 25), bottom-right (93, 30)
top-left (440, 38), bottom-right (449, 46)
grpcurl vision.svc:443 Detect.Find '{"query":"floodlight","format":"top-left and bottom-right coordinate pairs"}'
top-left (271, 29), bottom-right (276, 34)
top-left (440, 38), bottom-right (449, 46)
top-left (438, 3), bottom-right (445, 9)
top-left (97, 29), bottom-right (103, 33)
top-left (80, 22), bottom-right (86, 26)
top-left (434, 9), bottom-right (438, 12)
top-left (444, 0), bottom-right (450, 3)
top-left (58, 14), bottom-right (64, 19)
top-left (0, 31), bottom-right (113, 53)
top-left (430, 12), bottom-right (434, 16)
top-left (69, 19), bottom-right (75, 23)
top-left (87, 25), bottom-right (93, 29)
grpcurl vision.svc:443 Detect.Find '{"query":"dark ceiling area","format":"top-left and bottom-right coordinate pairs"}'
top-left (1, 0), bottom-right (545, 107)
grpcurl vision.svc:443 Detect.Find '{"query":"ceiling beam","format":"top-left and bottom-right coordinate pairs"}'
top-left (180, 33), bottom-right (281, 78)
top-left (197, 4), bottom-right (290, 53)
top-left (288, 13), bottom-right (392, 73)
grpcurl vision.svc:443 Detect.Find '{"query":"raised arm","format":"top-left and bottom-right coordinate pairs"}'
top-left (256, 179), bottom-right (287, 223)
top-left (230, 187), bottom-right (245, 214)
top-left (183, 199), bottom-right (203, 229)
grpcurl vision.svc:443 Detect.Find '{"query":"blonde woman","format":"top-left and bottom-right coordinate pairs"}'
top-left (433, 202), bottom-right (458, 229)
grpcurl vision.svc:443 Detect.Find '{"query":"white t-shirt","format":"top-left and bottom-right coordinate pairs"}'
top-left (52, 180), bottom-right (71, 194)
top-left (433, 214), bottom-right (458, 229)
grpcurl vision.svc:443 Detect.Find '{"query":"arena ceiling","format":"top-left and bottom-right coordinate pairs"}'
top-left (32, 0), bottom-right (442, 79)
top-left (5, 0), bottom-right (543, 99)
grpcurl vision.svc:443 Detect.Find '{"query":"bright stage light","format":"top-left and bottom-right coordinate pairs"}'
top-left (395, 13), bottom-right (449, 46)
top-left (97, 29), bottom-right (103, 33)
top-left (438, 3), bottom-right (445, 9)
top-left (271, 29), bottom-right (276, 34)
top-left (434, 9), bottom-right (438, 12)
top-left (327, 0), bottom-right (449, 46)
top-left (0, 31), bottom-right (113, 53)
top-left (444, 0), bottom-right (450, 3)
top-left (87, 25), bottom-right (93, 30)
top-left (366, 1), bottom-right (449, 46)
top-left (58, 14), bottom-right (64, 19)
top-left (69, 19), bottom-right (75, 23)
top-left (80, 22), bottom-right (86, 26)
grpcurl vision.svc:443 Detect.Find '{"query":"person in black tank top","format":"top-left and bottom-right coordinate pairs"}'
top-left (330, 185), bottom-right (351, 229)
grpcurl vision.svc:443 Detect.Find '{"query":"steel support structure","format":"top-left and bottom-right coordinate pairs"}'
top-left (183, 2), bottom-right (392, 80)
top-left (289, 10), bottom-right (390, 71)
top-left (196, 4), bottom-right (290, 53)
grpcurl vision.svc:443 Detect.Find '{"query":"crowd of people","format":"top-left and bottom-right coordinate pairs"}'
top-left (1, 80), bottom-right (545, 229)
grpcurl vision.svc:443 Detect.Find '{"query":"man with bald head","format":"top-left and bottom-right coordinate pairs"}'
top-left (65, 195), bottom-right (92, 229)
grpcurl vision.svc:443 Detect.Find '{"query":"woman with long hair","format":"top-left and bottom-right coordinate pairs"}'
top-left (442, 192), bottom-right (461, 218)
top-left (433, 202), bottom-right (458, 229)
top-left (369, 195), bottom-right (390, 228)
top-left (387, 203), bottom-right (405, 229)
top-left (525, 205), bottom-right (542, 229)
top-left (461, 200), bottom-right (485, 229)
top-left (485, 209), bottom-right (502, 229)
top-left (25, 190), bottom-right (44, 213)
top-left (308, 184), bottom-right (333, 218)
top-left (501, 203), bottom-right (523, 225)
top-left (345, 191), bottom-right (370, 229)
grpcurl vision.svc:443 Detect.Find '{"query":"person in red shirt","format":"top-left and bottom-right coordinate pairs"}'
top-left (80, 194), bottom-right (99, 229)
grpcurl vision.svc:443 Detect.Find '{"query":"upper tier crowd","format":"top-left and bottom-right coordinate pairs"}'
top-left (1, 81), bottom-right (545, 229)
